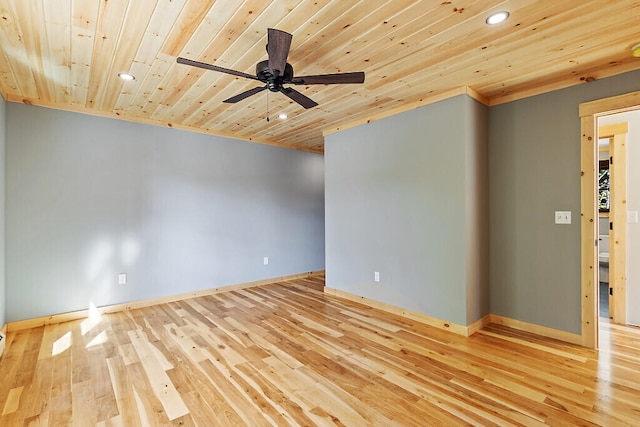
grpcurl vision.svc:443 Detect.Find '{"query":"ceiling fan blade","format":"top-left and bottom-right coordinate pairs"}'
top-left (267, 28), bottom-right (292, 78)
top-left (280, 87), bottom-right (318, 109)
top-left (223, 86), bottom-right (267, 103)
top-left (177, 57), bottom-right (259, 81)
top-left (292, 72), bottom-right (365, 85)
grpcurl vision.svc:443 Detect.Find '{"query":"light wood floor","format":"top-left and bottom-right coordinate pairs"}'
top-left (1, 276), bottom-right (640, 426)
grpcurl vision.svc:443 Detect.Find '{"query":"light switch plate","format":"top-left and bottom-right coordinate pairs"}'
top-left (629, 211), bottom-right (638, 223)
top-left (555, 211), bottom-right (571, 224)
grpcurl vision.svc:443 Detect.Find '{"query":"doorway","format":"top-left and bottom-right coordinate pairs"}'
top-left (596, 122), bottom-right (628, 323)
top-left (579, 91), bottom-right (640, 348)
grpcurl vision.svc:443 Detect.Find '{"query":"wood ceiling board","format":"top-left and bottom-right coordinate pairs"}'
top-left (284, 0), bottom-right (394, 70)
top-left (156, 0), bottom-right (272, 110)
top-left (476, 8), bottom-right (640, 100)
top-left (161, 0), bottom-right (216, 58)
top-left (13, 1), bottom-right (57, 101)
top-left (359, 3), bottom-right (554, 93)
top-left (84, 0), bottom-right (130, 109)
top-left (488, 58), bottom-right (640, 107)
top-left (344, 1), bottom-right (636, 104)
top-left (69, 0), bottom-right (100, 107)
top-left (2, 0), bottom-right (640, 151)
top-left (121, 1), bottom-right (199, 117)
top-left (99, 1), bottom-right (159, 112)
top-left (0, 1), bottom-right (41, 100)
top-left (42, 0), bottom-right (72, 104)
top-left (0, 5), bottom-right (27, 97)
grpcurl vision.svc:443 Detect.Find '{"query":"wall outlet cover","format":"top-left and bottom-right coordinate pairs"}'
top-left (555, 211), bottom-right (571, 224)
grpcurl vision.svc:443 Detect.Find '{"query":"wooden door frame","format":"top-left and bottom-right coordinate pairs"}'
top-left (579, 91), bottom-right (640, 348)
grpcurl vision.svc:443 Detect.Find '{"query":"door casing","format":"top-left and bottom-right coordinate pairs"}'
top-left (579, 91), bottom-right (640, 348)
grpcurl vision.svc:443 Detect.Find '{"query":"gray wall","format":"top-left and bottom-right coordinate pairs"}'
top-left (5, 68), bottom-right (640, 333)
top-left (0, 95), bottom-right (5, 327)
top-left (6, 104), bottom-right (325, 322)
top-left (325, 95), bottom-right (489, 326)
top-left (465, 97), bottom-right (489, 324)
top-left (489, 69), bottom-right (640, 334)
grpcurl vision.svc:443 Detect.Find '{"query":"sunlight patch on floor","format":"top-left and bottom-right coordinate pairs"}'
top-left (81, 301), bottom-right (103, 336)
top-left (86, 330), bottom-right (108, 349)
top-left (52, 331), bottom-right (72, 356)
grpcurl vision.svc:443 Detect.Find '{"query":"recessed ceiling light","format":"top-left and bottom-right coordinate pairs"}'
top-left (278, 113), bottom-right (288, 120)
top-left (117, 72), bottom-right (135, 81)
top-left (632, 43), bottom-right (640, 58)
top-left (486, 11), bottom-right (509, 25)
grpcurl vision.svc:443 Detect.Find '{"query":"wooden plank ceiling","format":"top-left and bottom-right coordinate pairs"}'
top-left (0, 0), bottom-right (639, 153)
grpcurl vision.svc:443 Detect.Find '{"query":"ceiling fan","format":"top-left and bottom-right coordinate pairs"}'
top-left (177, 28), bottom-right (365, 109)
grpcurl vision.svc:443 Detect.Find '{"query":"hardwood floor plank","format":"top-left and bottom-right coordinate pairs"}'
top-left (37, 325), bottom-right (60, 361)
top-left (105, 356), bottom-right (141, 427)
top-left (172, 359), bottom-right (247, 426)
top-left (198, 358), bottom-right (271, 426)
top-left (128, 362), bottom-right (172, 426)
top-left (22, 358), bottom-right (54, 420)
top-left (71, 381), bottom-right (96, 426)
top-left (127, 330), bottom-right (189, 421)
top-left (180, 389), bottom-right (234, 427)
top-left (23, 412), bottom-right (50, 426)
top-left (234, 361), bottom-right (317, 426)
top-left (170, 413), bottom-right (197, 427)
top-left (0, 328), bottom-right (32, 405)
top-left (1, 277), bottom-right (640, 425)
top-left (48, 348), bottom-right (73, 427)
top-left (2, 385), bottom-right (23, 415)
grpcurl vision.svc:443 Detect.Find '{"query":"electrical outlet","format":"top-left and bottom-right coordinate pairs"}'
top-left (118, 273), bottom-right (127, 285)
top-left (555, 211), bottom-right (571, 224)
top-left (263, 257), bottom-right (269, 265)
top-left (374, 271), bottom-right (380, 282)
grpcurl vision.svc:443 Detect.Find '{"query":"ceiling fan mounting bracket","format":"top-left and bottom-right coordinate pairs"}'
top-left (256, 60), bottom-right (294, 92)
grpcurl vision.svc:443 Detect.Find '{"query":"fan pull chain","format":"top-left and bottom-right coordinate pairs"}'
top-left (266, 90), bottom-right (270, 122)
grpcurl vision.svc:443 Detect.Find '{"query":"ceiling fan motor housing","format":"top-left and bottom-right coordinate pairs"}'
top-left (256, 60), bottom-right (294, 91)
